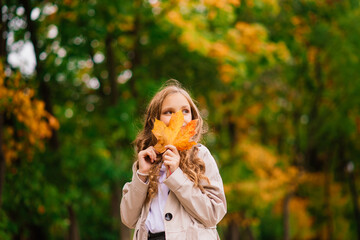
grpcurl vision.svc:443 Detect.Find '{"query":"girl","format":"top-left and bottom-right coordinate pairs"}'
top-left (120, 80), bottom-right (227, 240)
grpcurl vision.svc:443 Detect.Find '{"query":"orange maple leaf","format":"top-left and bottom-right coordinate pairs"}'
top-left (152, 110), bottom-right (198, 153)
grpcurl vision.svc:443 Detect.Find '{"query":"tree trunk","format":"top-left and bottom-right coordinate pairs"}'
top-left (225, 219), bottom-right (240, 240)
top-left (0, 0), bottom-right (7, 60)
top-left (105, 29), bottom-right (133, 239)
top-left (105, 34), bottom-right (118, 105)
top-left (305, 54), bottom-right (324, 172)
top-left (324, 168), bottom-right (333, 240)
top-left (244, 225), bottom-right (255, 240)
top-left (0, 113), bottom-right (5, 209)
top-left (29, 224), bottom-right (46, 240)
top-left (128, 0), bottom-right (143, 101)
top-left (283, 192), bottom-right (292, 240)
top-left (348, 169), bottom-right (360, 240)
top-left (67, 205), bottom-right (81, 240)
top-left (111, 183), bottom-right (131, 240)
top-left (20, 0), bottom-right (59, 149)
top-left (0, 0), bottom-right (7, 209)
top-left (105, 32), bottom-right (132, 239)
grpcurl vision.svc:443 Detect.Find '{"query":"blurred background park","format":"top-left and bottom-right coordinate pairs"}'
top-left (1, 0), bottom-right (360, 239)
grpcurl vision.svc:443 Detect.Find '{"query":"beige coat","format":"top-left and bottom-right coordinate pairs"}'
top-left (120, 145), bottom-right (227, 240)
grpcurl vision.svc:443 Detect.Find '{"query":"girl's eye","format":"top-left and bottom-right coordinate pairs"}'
top-left (164, 111), bottom-right (172, 115)
top-left (182, 109), bottom-right (190, 114)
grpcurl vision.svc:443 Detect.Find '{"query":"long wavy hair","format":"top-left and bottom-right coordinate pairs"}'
top-left (135, 79), bottom-right (210, 202)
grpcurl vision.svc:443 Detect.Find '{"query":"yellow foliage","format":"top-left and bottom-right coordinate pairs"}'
top-left (241, 142), bottom-right (277, 170)
top-left (236, 141), bottom-right (305, 203)
top-left (273, 197), bottom-right (315, 239)
top-left (307, 46), bottom-right (318, 65)
top-left (291, 16), bottom-right (311, 45)
top-left (204, 0), bottom-right (240, 11)
top-left (207, 10), bottom-right (217, 20)
top-left (275, 42), bottom-right (291, 62)
top-left (226, 21), bottom-right (291, 63)
top-left (180, 30), bottom-right (212, 54)
top-left (302, 172), bottom-right (324, 186)
top-left (166, 6), bottom-right (233, 61)
top-left (220, 212), bottom-right (259, 227)
top-left (218, 64), bottom-right (236, 83)
top-left (235, 22), bottom-right (267, 52)
top-left (229, 0), bottom-right (241, 6)
top-left (246, 103), bottom-right (263, 117)
top-left (0, 63), bottom-right (59, 165)
top-left (289, 198), bottom-right (314, 239)
top-left (163, 1), bottom-right (289, 85)
top-left (209, 42), bottom-right (230, 58)
top-left (167, 11), bottom-right (186, 27)
top-left (117, 15), bottom-right (134, 32)
top-left (47, 114), bottom-right (60, 130)
top-left (246, 0), bottom-right (254, 7)
top-left (224, 181), bottom-right (258, 195)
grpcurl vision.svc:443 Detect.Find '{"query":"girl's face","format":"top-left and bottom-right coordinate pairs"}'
top-left (160, 92), bottom-right (192, 126)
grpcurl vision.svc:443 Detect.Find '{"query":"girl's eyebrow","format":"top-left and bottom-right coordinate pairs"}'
top-left (181, 105), bottom-right (190, 108)
top-left (162, 106), bottom-right (174, 111)
top-left (162, 105), bottom-right (190, 111)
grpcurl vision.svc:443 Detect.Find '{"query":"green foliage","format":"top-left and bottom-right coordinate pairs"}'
top-left (0, 210), bottom-right (12, 240)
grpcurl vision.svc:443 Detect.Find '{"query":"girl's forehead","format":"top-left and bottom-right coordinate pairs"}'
top-left (161, 92), bottom-right (190, 108)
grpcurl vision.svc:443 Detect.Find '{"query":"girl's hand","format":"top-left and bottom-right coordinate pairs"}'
top-left (138, 146), bottom-right (157, 175)
top-left (163, 145), bottom-right (180, 177)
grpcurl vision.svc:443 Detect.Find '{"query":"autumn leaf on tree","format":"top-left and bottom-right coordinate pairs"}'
top-left (152, 110), bottom-right (198, 153)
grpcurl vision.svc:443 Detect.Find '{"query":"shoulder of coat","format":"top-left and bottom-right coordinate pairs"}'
top-left (195, 143), bottom-right (205, 153)
top-left (195, 144), bottom-right (221, 175)
top-left (196, 144), bottom-right (211, 160)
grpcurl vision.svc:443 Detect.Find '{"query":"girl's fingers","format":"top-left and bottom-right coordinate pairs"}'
top-left (164, 146), bottom-right (180, 160)
top-left (164, 145), bottom-right (178, 154)
top-left (163, 153), bottom-right (178, 160)
top-left (163, 160), bottom-right (174, 167)
top-left (152, 146), bottom-right (160, 154)
top-left (163, 156), bottom-right (175, 165)
top-left (163, 155), bottom-right (171, 161)
top-left (163, 161), bottom-right (169, 170)
top-left (163, 152), bottom-right (179, 168)
top-left (148, 148), bottom-right (156, 162)
top-left (150, 146), bottom-right (156, 155)
top-left (162, 150), bottom-right (170, 158)
top-left (139, 147), bottom-right (157, 163)
top-left (139, 150), bottom-right (147, 159)
top-left (145, 147), bottom-right (156, 161)
top-left (166, 151), bottom-right (176, 158)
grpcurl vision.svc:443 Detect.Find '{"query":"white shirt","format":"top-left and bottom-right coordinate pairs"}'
top-left (145, 164), bottom-right (169, 233)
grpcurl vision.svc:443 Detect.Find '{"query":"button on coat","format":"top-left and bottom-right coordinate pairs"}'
top-left (165, 213), bottom-right (173, 221)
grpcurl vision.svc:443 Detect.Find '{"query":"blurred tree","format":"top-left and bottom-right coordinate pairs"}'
top-left (0, 63), bottom-right (58, 238)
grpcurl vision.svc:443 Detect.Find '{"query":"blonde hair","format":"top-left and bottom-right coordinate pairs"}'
top-left (135, 79), bottom-right (209, 202)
